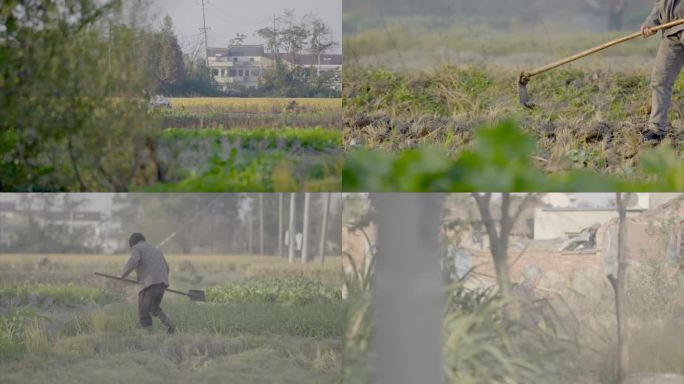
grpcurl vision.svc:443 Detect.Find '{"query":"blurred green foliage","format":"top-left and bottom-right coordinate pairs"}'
top-left (0, 0), bottom-right (159, 191)
top-left (343, 120), bottom-right (684, 192)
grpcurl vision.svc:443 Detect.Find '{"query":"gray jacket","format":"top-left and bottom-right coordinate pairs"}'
top-left (122, 241), bottom-right (170, 290)
top-left (643, 0), bottom-right (684, 37)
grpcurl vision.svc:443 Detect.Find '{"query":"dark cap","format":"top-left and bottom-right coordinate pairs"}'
top-left (129, 233), bottom-right (146, 247)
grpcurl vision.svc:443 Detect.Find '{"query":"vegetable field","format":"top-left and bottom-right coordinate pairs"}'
top-left (0, 254), bottom-right (344, 384)
top-left (147, 98), bottom-right (343, 192)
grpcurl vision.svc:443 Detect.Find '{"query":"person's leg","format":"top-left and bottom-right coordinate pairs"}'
top-left (150, 285), bottom-right (176, 334)
top-left (138, 288), bottom-right (154, 333)
top-left (649, 35), bottom-right (684, 138)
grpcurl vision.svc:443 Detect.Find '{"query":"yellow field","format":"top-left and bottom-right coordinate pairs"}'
top-left (0, 254), bottom-right (343, 287)
top-left (169, 97), bottom-right (342, 114)
top-left (0, 253), bottom-right (340, 267)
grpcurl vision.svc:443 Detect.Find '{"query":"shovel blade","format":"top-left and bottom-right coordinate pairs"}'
top-left (187, 290), bottom-right (206, 302)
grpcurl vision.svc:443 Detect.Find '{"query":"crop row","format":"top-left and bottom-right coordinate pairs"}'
top-left (168, 98), bottom-right (341, 114)
top-left (206, 277), bottom-right (342, 305)
top-left (159, 127), bottom-right (341, 152)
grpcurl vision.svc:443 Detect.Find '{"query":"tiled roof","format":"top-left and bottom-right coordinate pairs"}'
top-left (278, 53), bottom-right (343, 66)
top-left (227, 45), bottom-right (265, 57)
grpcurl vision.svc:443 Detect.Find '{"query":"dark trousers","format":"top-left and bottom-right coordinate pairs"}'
top-left (138, 283), bottom-right (174, 328)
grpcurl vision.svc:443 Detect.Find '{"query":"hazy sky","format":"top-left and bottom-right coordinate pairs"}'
top-left (150, 0), bottom-right (342, 53)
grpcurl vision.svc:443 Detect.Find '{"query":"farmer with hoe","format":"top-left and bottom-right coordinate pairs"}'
top-left (121, 233), bottom-right (176, 334)
top-left (642, 0), bottom-right (684, 142)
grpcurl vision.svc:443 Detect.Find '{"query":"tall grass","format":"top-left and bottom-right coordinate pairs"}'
top-left (23, 320), bottom-right (50, 357)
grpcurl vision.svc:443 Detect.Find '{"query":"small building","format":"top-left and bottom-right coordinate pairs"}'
top-left (208, 45), bottom-right (272, 90)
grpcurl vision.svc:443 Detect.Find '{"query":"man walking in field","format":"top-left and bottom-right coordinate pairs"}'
top-left (642, 0), bottom-right (684, 142)
top-left (121, 233), bottom-right (176, 334)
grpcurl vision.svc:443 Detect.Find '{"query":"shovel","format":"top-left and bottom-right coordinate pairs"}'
top-left (94, 272), bottom-right (206, 302)
top-left (518, 18), bottom-right (684, 109)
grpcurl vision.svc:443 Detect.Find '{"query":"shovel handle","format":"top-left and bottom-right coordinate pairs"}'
top-left (524, 18), bottom-right (684, 79)
top-left (94, 272), bottom-right (189, 298)
top-left (94, 272), bottom-right (139, 285)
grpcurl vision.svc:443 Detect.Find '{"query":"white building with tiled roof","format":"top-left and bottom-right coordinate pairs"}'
top-left (207, 45), bottom-right (273, 90)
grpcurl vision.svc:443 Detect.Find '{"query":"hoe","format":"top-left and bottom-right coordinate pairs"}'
top-left (94, 272), bottom-right (206, 302)
top-left (518, 18), bottom-right (684, 109)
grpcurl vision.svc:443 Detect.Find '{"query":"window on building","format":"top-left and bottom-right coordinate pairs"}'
top-left (233, 57), bottom-right (238, 62)
top-left (250, 57), bottom-right (255, 62)
top-left (229, 69), bottom-right (236, 77)
top-left (238, 69), bottom-right (243, 76)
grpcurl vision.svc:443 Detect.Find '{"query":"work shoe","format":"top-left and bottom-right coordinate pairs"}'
top-left (167, 324), bottom-right (176, 335)
top-left (644, 129), bottom-right (667, 143)
top-left (143, 325), bottom-right (154, 334)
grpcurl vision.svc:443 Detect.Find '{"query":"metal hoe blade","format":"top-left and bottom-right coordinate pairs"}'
top-left (187, 290), bottom-right (206, 302)
top-left (518, 72), bottom-right (535, 109)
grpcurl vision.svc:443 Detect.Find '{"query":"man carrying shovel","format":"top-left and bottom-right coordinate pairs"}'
top-left (121, 233), bottom-right (176, 334)
top-left (642, 0), bottom-right (684, 142)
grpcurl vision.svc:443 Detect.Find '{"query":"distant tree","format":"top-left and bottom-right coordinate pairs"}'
top-left (306, 15), bottom-right (336, 76)
top-left (0, 0), bottom-right (159, 192)
top-left (157, 15), bottom-right (186, 94)
top-left (229, 33), bottom-right (247, 46)
top-left (585, 0), bottom-right (628, 30)
top-left (257, 25), bottom-right (280, 61)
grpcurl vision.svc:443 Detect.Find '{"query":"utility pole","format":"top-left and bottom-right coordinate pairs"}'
top-left (259, 194), bottom-right (264, 256)
top-left (318, 193), bottom-right (331, 264)
top-left (288, 193), bottom-right (296, 264)
top-left (200, 0), bottom-right (210, 67)
top-left (278, 193), bottom-right (284, 258)
top-left (301, 193), bottom-right (311, 264)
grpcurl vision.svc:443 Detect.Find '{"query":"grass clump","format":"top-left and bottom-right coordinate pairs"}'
top-left (0, 309), bottom-right (37, 360)
top-left (23, 320), bottom-right (50, 357)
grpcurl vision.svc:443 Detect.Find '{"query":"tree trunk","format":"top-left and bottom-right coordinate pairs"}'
top-left (473, 193), bottom-right (512, 298)
top-left (374, 193), bottom-right (444, 384)
top-left (301, 193), bottom-right (311, 264)
top-left (259, 194), bottom-right (264, 256)
top-left (278, 193), bottom-right (284, 258)
top-left (319, 193), bottom-right (331, 264)
top-left (288, 193), bottom-right (296, 264)
top-left (612, 193), bottom-right (629, 381)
